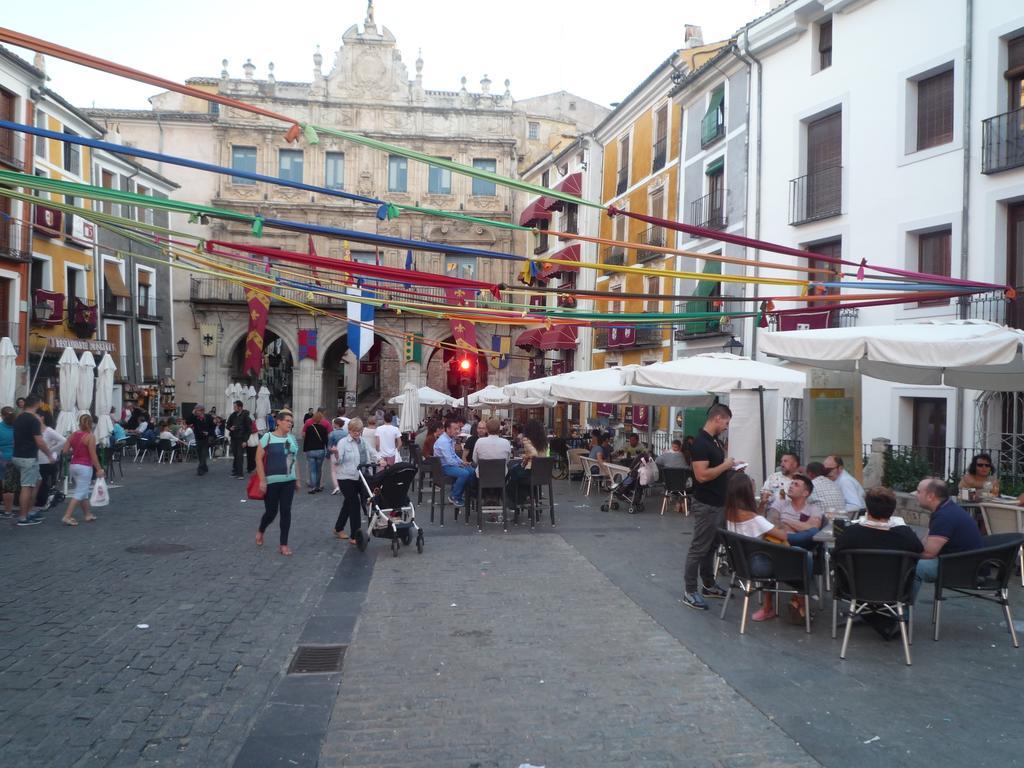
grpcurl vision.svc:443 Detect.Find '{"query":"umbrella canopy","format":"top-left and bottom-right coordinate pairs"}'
top-left (504, 371), bottom-right (588, 401)
top-left (759, 320), bottom-right (1024, 391)
top-left (633, 353), bottom-right (807, 399)
top-left (255, 386), bottom-right (272, 431)
top-left (76, 351), bottom-right (96, 420)
top-left (548, 366), bottom-right (715, 407)
top-left (246, 385), bottom-right (258, 415)
top-left (388, 386), bottom-right (459, 407)
top-left (56, 347), bottom-right (80, 435)
top-left (465, 384), bottom-right (554, 408)
top-left (0, 336), bottom-right (16, 408)
top-left (94, 353), bottom-right (116, 444)
top-left (397, 382), bottom-right (420, 432)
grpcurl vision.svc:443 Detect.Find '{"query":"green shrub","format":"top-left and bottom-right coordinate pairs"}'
top-left (882, 447), bottom-right (935, 492)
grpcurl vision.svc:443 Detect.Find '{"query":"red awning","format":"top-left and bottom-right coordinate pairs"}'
top-left (519, 198), bottom-right (553, 228)
top-left (538, 243), bottom-right (581, 280)
top-left (539, 325), bottom-right (579, 351)
top-left (542, 171), bottom-right (584, 212)
top-left (515, 327), bottom-right (545, 350)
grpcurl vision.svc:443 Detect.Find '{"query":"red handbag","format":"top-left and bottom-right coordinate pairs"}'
top-left (246, 472), bottom-right (265, 500)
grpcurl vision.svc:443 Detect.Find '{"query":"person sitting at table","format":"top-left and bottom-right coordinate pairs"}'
top-left (472, 418), bottom-right (511, 466)
top-left (506, 419), bottom-right (548, 508)
top-left (587, 430), bottom-right (609, 474)
top-left (110, 416), bottom-right (127, 446)
top-left (463, 419), bottom-right (485, 462)
top-left (805, 461), bottom-right (846, 515)
top-left (422, 422), bottom-right (443, 458)
top-left (724, 473), bottom-right (793, 622)
top-left (771, 474), bottom-right (824, 548)
top-left (959, 453), bottom-right (1000, 498)
top-left (914, 477), bottom-right (984, 597)
top-left (435, 418), bottom-right (474, 509)
top-left (510, 424), bottom-right (524, 455)
top-left (759, 452), bottom-right (799, 515)
top-left (158, 421), bottom-right (180, 445)
top-left (615, 432), bottom-right (649, 461)
top-left (656, 439), bottom-right (689, 470)
top-left (824, 454), bottom-right (866, 513)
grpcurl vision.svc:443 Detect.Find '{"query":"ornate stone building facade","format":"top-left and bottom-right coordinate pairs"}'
top-left (89, 8), bottom-right (605, 417)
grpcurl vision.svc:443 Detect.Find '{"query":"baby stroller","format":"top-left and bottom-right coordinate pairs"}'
top-left (601, 454), bottom-right (656, 514)
top-left (358, 462), bottom-right (424, 557)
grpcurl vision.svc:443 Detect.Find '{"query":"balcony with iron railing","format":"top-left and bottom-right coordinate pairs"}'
top-left (0, 130), bottom-right (25, 171)
top-left (0, 321), bottom-right (20, 349)
top-left (601, 245), bottom-right (626, 266)
top-left (616, 167), bottom-right (629, 196)
top-left (102, 291), bottom-right (132, 318)
top-left (651, 136), bottom-right (667, 173)
top-left (982, 106), bottom-right (1024, 175)
top-left (593, 325), bottom-right (662, 349)
top-left (689, 191), bottom-right (727, 230)
top-left (961, 290), bottom-right (1009, 326)
top-left (140, 356), bottom-right (160, 384)
top-left (137, 297), bottom-right (164, 322)
top-left (0, 216), bottom-right (31, 262)
top-left (636, 226), bottom-right (666, 262)
top-left (789, 165), bottom-right (842, 225)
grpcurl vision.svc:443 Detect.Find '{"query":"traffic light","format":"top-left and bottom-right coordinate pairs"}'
top-left (458, 357), bottom-right (472, 373)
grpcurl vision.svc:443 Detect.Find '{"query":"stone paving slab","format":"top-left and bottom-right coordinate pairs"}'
top-left (318, 532), bottom-right (819, 768)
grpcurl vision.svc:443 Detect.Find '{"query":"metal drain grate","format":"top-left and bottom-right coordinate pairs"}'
top-left (287, 645), bottom-right (346, 674)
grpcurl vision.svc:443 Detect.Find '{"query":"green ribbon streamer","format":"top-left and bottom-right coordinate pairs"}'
top-left (303, 124), bottom-right (320, 145)
top-left (306, 123), bottom-right (601, 210)
top-left (392, 203), bottom-right (530, 231)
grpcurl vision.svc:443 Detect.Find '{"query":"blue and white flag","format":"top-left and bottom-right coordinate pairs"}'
top-left (347, 284), bottom-right (375, 360)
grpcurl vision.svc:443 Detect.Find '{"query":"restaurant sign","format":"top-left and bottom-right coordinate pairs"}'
top-left (49, 337), bottom-right (115, 353)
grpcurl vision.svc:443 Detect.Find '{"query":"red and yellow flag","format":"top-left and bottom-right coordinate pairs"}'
top-left (243, 286), bottom-right (271, 376)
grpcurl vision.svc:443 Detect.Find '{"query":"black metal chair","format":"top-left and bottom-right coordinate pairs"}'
top-left (718, 529), bottom-right (815, 635)
top-left (108, 440), bottom-right (126, 480)
top-left (426, 457), bottom-right (455, 527)
top-left (476, 459), bottom-right (508, 533)
top-left (156, 439), bottom-right (177, 464)
top-left (659, 467), bottom-right (691, 516)
top-left (527, 456), bottom-right (556, 529)
top-left (832, 549), bottom-right (920, 666)
top-left (932, 532), bottom-right (1024, 647)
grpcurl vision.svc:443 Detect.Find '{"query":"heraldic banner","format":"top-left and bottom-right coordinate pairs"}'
top-left (444, 287), bottom-right (478, 351)
top-left (243, 287), bottom-right (271, 376)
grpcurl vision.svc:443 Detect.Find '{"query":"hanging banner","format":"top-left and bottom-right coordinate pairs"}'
top-left (596, 402), bottom-right (615, 418)
top-left (631, 405), bottom-right (650, 429)
top-left (607, 326), bottom-right (636, 349)
top-left (403, 333), bottom-right (422, 364)
top-left (199, 323), bottom-right (218, 357)
top-left (778, 309), bottom-right (831, 332)
top-left (490, 334), bottom-right (510, 370)
top-left (243, 287), bottom-right (271, 376)
top-left (444, 287), bottom-right (478, 351)
top-left (347, 284), bottom-right (374, 361)
top-left (298, 328), bottom-right (318, 361)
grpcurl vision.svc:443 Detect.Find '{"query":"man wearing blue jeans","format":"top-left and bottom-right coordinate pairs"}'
top-left (913, 477), bottom-right (984, 596)
top-left (774, 474), bottom-right (823, 547)
top-left (434, 419), bottom-right (474, 508)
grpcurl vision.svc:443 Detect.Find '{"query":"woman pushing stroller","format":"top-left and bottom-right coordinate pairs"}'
top-left (331, 417), bottom-right (384, 545)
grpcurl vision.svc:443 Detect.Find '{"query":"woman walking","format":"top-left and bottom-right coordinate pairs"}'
top-left (62, 414), bottom-right (105, 526)
top-left (332, 418), bottom-right (381, 546)
top-left (255, 409), bottom-right (301, 556)
top-left (301, 407), bottom-right (331, 493)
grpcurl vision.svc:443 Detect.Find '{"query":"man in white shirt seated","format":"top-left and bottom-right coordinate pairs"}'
top-left (759, 451), bottom-right (799, 515)
top-left (770, 474), bottom-right (823, 547)
top-left (824, 454), bottom-right (866, 514)
top-left (472, 418), bottom-right (512, 470)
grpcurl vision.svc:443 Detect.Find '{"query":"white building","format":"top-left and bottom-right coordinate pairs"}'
top-left (741, 0), bottom-right (1024, 474)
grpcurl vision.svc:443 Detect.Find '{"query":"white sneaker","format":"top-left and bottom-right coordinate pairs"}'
top-left (331, 488), bottom-right (340, 496)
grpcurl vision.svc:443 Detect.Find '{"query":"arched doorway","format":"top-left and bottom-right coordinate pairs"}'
top-left (425, 337), bottom-right (489, 400)
top-left (229, 331), bottom-right (294, 408)
top-left (321, 333), bottom-right (400, 415)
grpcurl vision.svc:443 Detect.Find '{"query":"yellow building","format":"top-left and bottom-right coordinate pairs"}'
top-left (27, 87), bottom-right (106, 401)
top-left (591, 34), bottom-right (726, 432)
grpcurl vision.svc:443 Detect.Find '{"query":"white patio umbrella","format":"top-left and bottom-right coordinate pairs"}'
top-left (759, 319), bottom-right (1024, 391)
top-left (224, 383), bottom-right (236, 420)
top-left (466, 384), bottom-right (554, 408)
top-left (75, 351), bottom-right (96, 421)
top-left (504, 371), bottom-right (589, 401)
top-left (94, 353), bottom-right (116, 444)
top-left (388, 386), bottom-right (459, 407)
top-left (397, 381), bottom-right (420, 433)
top-left (548, 365), bottom-right (715, 408)
top-left (255, 385), bottom-right (272, 431)
top-left (0, 336), bottom-right (16, 408)
top-left (55, 347), bottom-right (79, 436)
top-left (632, 353), bottom-right (807, 398)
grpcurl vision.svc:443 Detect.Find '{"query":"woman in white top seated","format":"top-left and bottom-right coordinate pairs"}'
top-left (724, 472), bottom-right (792, 623)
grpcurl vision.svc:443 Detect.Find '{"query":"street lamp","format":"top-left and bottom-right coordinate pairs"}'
top-left (166, 337), bottom-right (190, 361)
top-left (722, 335), bottom-right (744, 354)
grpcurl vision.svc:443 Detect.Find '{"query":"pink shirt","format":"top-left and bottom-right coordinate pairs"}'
top-left (69, 431), bottom-right (93, 466)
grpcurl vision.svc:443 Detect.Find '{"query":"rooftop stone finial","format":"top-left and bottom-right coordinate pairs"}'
top-left (221, 58), bottom-right (229, 78)
top-left (480, 74), bottom-right (491, 94)
top-left (242, 58), bottom-right (255, 79)
top-left (313, 45), bottom-right (322, 70)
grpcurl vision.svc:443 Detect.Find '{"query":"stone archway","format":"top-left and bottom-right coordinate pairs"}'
top-left (425, 336), bottom-right (489, 399)
top-left (320, 333), bottom-right (400, 416)
top-left (228, 330), bottom-right (294, 409)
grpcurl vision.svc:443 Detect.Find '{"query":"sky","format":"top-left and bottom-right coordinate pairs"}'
top-left (2, 0), bottom-right (769, 111)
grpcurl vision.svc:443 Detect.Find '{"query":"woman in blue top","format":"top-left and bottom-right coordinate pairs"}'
top-left (255, 409), bottom-right (301, 556)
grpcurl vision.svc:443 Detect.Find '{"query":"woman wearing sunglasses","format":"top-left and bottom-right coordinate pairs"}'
top-left (959, 453), bottom-right (999, 499)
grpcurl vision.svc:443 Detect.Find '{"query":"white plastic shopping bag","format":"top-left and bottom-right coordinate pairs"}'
top-left (90, 477), bottom-right (110, 507)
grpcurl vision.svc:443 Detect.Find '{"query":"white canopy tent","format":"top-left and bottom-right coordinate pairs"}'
top-left (632, 354), bottom-right (807, 398)
top-left (759, 320), bottom-right (1024, 391)
top-left (388, 386), bottom-right (459, 408)
top-left (75, 351), bottom-right (96, 421)
top-left (0, 337), bottom-right (16, 408)
top-left (56, 347), bottom-right (80, 436)
top-left (94, 353), bottom-right (116, 445)
top-left (466, 384), bottom-right (554, 408)
top-left (547, 365), bottom-right (715, 408)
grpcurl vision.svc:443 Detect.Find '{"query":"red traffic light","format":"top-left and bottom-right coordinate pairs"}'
top-left (458, 358), bottom-right (472, 372)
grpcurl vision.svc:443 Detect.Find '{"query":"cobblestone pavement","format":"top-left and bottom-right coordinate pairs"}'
top-left (0, 458), bottom-right (346, 767)
top-left (318, 530), bottom-right (818, 768)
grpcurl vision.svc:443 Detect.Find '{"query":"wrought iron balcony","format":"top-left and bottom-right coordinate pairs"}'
top-left (593, 326), bottom-right (662, 349)
top-left (636, 226), bottom-right (666, 262)
top-left (102, 292), bottom-right (132, 318)
top-left (0, 216), bottom-right (31, 262)
top-left (961, 290), bottom-right (1008, 326)
top-left (601, 245), bottom-right (625, 266)
top-left (690, 191), bottom-right (727, 230)
top-left (0, 321), bottom-right (20, 349)
top-left (0, 130), bottom-right (25, 171)
top-left (789, 165), bottom-right (842, 225)
top-left (982, 107), bottom-right (1024, 175)
top-left (651, 136), bottom-right (667, 172)
top-left (616, 167), bottom-right (628, 196)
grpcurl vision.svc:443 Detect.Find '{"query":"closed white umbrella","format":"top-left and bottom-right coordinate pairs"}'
top-left (56, 347), bottom-right (79, 436)
top-left (0, 336), bottom-right (16, 408)
top-left (256, 385), bottom-right (271, 431)
top-left (397, 381), bottom-right (419, 434)
top-left (632, 353), bottom-right (807, 399)
top-left (225, 383), bottom-right (236, 421)
top-left (246, 385), bottom-right (258, 416)
top-left (75, 351), bottom-right (96, 420)
top-left (94, 353), bottom-right (116, 444)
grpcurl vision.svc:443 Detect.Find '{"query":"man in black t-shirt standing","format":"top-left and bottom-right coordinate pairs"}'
top-left (226, 400), bottom-right (252, 478)
top-left (187, 404), bottom-right (215, 476)
top-left (683, 403), bottom-right (741, 610)
top-left (12, 395), bottom-right (56, 526)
